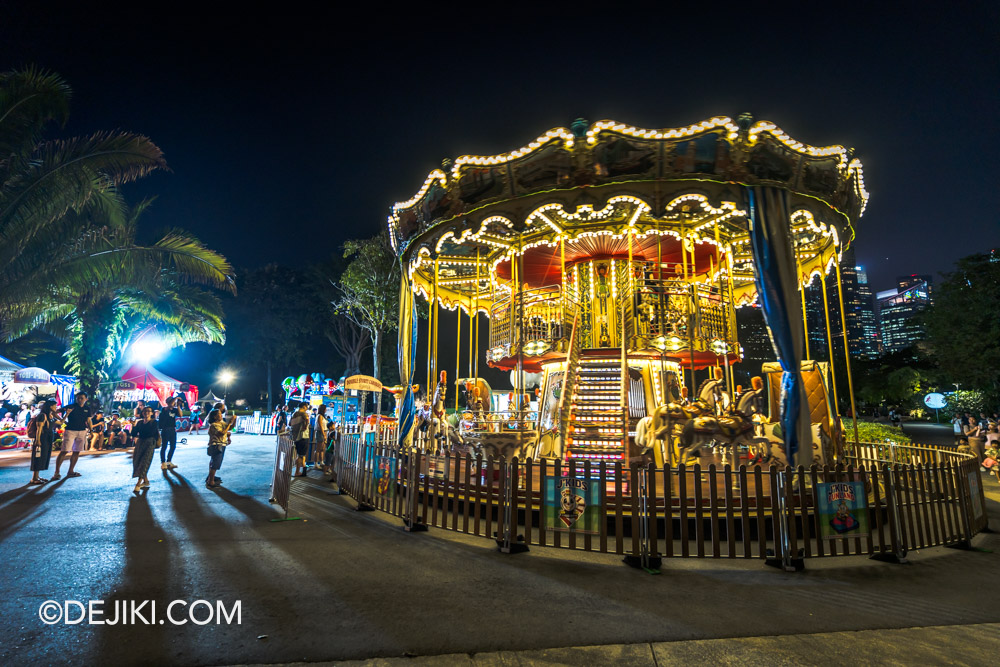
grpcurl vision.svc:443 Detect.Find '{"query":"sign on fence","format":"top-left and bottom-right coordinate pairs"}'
top-left (372, 455), bottom-right (396, 499)
top-left (816, 481), bottom-right (869, 541)
top-left (968, 471), bottom-right (984, 522)
top-left (544, 476), bottom-right (600, 534)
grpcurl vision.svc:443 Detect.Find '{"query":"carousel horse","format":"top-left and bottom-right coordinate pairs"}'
top-left (642, 371), bottom-right (762, 467)
top-left (426, 371), bottom-right (464, 454)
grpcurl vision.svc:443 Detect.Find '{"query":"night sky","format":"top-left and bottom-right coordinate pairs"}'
top-left (3, 4), bottom-right (998, 391)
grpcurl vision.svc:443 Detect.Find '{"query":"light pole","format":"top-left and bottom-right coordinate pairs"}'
top-left (219, 370), bottom-right (235, 405)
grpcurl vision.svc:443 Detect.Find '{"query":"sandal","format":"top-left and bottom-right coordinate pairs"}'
top-left (67, 472), bottom-right (81, 478)
top-left (50, 473), bottom-right (61, 480)
top-left (28, 479), bottom-right (44, 485)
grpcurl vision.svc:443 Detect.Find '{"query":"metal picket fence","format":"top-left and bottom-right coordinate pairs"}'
top-left (320, 432), bottom-right (990, 570)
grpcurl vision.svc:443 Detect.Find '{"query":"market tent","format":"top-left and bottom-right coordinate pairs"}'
top-left (199, 390), bottom-right (222, 405)
top-left (0, 355), bottom-right (23, 378)
top-left (119, 364), bottom-right (198, 408)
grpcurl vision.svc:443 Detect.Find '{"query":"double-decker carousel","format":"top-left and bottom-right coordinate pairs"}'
top-left (389, 114), bottom-right (867, 471)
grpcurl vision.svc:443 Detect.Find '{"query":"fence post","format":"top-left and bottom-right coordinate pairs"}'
top-left (874, 463), bottom-right (908, 563)
top-left (404, 448), bottom-right (428, 532)
top-left (356, 441), bottom-right (375, 511)
top-left (496, 457), bottom-right (528, 553)
top-left (766, 468), bottom-right (802, 571)
top-left (949, 460), bottom-right (977, 550)
top-left (623, 464), bottom-right (661, 572)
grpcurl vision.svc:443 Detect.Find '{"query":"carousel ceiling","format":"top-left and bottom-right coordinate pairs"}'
top-left (389, 115), bottom-right (867, 312)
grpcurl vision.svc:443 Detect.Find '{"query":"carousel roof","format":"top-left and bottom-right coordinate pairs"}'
top-left (387, 115), bottom-right (867, 312)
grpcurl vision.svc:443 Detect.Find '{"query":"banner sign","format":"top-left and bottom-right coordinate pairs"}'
top-left (13, 367), bottom-right (50, 384)
top-left (544, 476), bottom-right (600, 534)
top-left (372, 455), bottom-right (396, 498)
top-left (968, 472), bottom-right (984, 522)
top-left (344, 375), bottom-right (383, 393)
top-left (817, 481), bottom-right (869, 540)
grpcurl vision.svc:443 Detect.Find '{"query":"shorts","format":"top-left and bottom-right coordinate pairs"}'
top-left (62, 430), bottom-right (88, 452)
top-left (294, 439), bottom-right (309, 457)
top-left (207, 444), bottom-right (226, 470)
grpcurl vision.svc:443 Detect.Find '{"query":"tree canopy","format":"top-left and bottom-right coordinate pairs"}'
top-left (921, 252), bottom-right (1000, 406)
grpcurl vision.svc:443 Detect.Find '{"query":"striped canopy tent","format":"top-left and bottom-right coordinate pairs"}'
top-left (120, 364), bottom-right (198, 408)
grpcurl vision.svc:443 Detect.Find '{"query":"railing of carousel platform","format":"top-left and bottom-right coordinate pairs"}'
top-left (322, 429), bottom-right (987, 563)
top-left (632, 279), bottom-right (737, 349)
top-left (488, 284), bottom-right (579, 353)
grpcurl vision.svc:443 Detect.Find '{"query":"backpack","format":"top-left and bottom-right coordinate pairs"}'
top-left (26, 417), bottom-right (39, 439)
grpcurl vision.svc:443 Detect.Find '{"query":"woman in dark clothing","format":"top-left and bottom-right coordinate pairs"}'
top-left (131, 406), bottom-right (160, 494)
top-left (28, 400), bottom-right (58, 485)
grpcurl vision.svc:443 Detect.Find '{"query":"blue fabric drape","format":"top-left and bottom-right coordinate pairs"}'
top-left (396, 272), bottom-right (418, 449)
top-left (745, 187), bottom-right (812, 466)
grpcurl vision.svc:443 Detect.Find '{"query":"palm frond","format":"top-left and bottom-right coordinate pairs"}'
top-left (0, 66), bottom-right (71, 164)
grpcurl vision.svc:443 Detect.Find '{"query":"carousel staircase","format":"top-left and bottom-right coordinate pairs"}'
top-left (566, 352), bottom-right (628, 462)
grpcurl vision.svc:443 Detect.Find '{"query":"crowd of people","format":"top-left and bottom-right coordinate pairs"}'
top-left (954, 411), bottom-right (1000, 478)
top-left (273, 402), bottom-right (344, 479)
top-left (21, 392), bottom-right (237, 492)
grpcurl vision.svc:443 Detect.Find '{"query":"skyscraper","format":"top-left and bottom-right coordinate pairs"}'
top-left (799, 247), bottom-right (879, 360)
top-left (854, 265), bottom-right (879, 357)
top-left (876, 277), bottom-right (932, 354)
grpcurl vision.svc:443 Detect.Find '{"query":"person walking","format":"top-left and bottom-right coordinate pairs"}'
top-left (53, 392), bottom-right (91, 480)
top-left (206, 409), bottom-right (236, 488)
top-left (159, 396), bottom-right (180, 470)
top-left (131, 406), bottom-right (160, 494)
top-left (290, 402), bottom-right (311, 477)
top-left (28, 400), bottom-right (58, 485)
top-left (324, 422), bottom-right (340, 476)
top-left (275, 404), bottom-right (288, 433)
top-left (312, 404), bottom-right (329, 468)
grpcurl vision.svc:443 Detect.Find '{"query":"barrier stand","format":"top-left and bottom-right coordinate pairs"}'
top-left (268, 433), bottom-right (302, 522)
top-left (766, 469), bottom-right (803, 571)
top-left (871, 463), bottom-right (908, 563)
top-left (623, 465), bottom-right (662, 573)
top-left (404, 448), bottom-right (427, 532)
top-left (496, 457), bottom-right (528, 553)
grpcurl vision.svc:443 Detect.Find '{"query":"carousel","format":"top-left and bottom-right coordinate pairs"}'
top-left (389, 114), bottom-right (867, 471)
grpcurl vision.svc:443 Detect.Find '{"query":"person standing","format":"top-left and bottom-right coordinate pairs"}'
top-left (17, 403), bottom-right (30, 429)
top-left (159, 396), bottom-right (180, 470)
top-left (90, 410), bottom-right (106, 450)
top-left (189, 402), bottom-right (203, 435)
top-left (290, 402), bottom-right (311, 477)
top-left (965, 416), bottom-right (986, 466)
top-left (312, 404), bottom-right (329, 468)
top-left (275, 404), bottom-right (288, 433)
top-left (28, 400), bottom-right (58, 485)
top-left (206, 409), bottom-right (236, 488)
top-left (131, 406), bottom-right (160, 494)
top-left (133, 400), bottom-right (146, 421)
top-left (53, 392), bottom-right (91, 480)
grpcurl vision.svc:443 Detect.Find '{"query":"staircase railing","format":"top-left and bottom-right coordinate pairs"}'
top-left (557, 310), bottom-right (582, 455)
top-left (614, 261), bottom-right (632, 451)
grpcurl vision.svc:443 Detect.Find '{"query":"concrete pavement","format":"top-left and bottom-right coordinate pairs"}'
top-left (1, 434), bottom-right (998, 666)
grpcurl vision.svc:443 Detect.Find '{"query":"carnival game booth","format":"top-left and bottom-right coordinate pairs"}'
top-left (314, 115), bottom-right (989, 572)
top-left (0, 360), bottom-right (78, 449)
top-left (115, 364), bottom-right (198, 411)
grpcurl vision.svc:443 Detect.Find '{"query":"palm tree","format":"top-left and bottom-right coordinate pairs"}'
top-left (1, 200), bottom-right (234, 396)
top-left (0, 67), bottom-right (234, 396)
top-left (0, 67), bottom-right (166, 274)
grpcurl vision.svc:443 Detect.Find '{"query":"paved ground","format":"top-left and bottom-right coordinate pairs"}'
top-left (1, 434), bottom-right (998, 666)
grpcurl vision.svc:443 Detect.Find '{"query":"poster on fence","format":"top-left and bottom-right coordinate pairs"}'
top-left (968, 472), bottom-right (984, 522)
top-left (428, 456), bottom-right (448, 480)
top-left (817, 481), bottom-right (869, 541)
top-left (544, 476), bottom-right (600, 534)
top-left (372, 456), bottom-right (396, 499)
